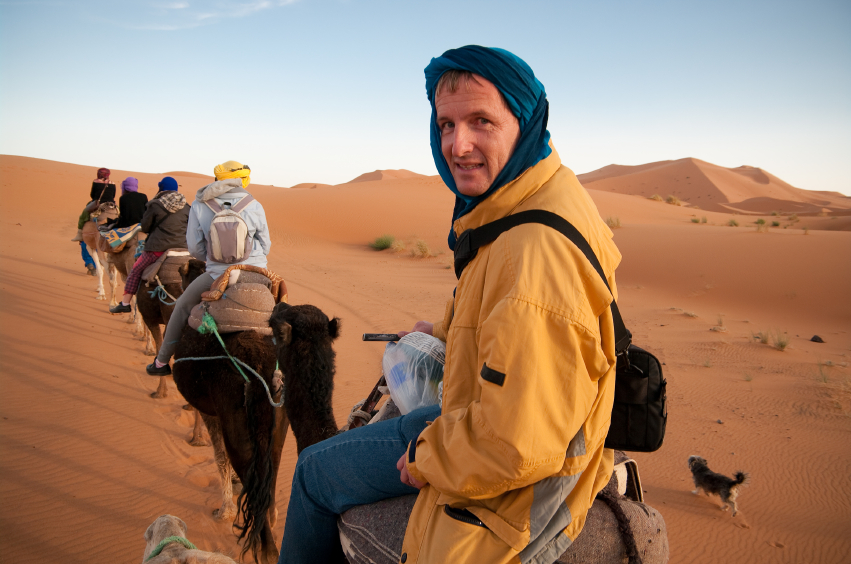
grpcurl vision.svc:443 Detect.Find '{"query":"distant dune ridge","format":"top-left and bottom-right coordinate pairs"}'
top-left (344, 169), bottom-right (427, 184)
top-left (578, 157), bottom-right (851, 216)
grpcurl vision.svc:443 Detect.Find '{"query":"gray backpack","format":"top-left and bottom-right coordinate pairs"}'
top-left (205, 195), bottom-right (255, 264)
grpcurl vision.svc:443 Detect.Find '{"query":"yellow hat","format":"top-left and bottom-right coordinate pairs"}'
top-left (214, 160), bottom-right (251, 188)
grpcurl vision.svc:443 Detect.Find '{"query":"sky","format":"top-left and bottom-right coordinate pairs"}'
top-left (1, 0), bottom-right (849, 195)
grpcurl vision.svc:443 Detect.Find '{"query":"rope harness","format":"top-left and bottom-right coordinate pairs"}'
top-left (145, 535), bottom-right (197, 561)
top-left (148, 275), bottom-right (178, 305)
top-left (173, 311), bottom-right (284, 408)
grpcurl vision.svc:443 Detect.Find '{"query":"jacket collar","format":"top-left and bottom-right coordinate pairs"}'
top-left (452, 144), bottom-right (562, 239)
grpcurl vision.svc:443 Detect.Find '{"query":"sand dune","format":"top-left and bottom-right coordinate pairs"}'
top-left (579, 158), bottom-right (851, 216)
top-left (344, 169), bottom-right (427, 184)
top-left (1, 154), bottom-right (849, 563)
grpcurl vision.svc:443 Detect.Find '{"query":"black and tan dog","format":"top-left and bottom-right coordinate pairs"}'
top-left (687, 455), bottom-right (749, 517)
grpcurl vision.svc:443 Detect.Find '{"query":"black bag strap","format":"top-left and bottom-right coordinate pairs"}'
top-left (453, 209), bottom-right (632, 355)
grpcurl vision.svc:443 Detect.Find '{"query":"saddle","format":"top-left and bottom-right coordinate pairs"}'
top-left (92, 203), bottom-right (133, 254)
top-left (142, 249), bottom-right (193, 286)
top-left (188, 265), bottom-right (288, 336)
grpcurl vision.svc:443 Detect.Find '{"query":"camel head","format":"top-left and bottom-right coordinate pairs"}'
top-left (178, 259), bottom-right (207, 291)
top-left (269, 302), bottom-right (340, 350)
top-left (269, 302), bottom-right (341, 454)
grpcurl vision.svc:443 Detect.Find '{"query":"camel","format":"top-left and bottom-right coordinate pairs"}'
top-left (136, 255), bottom-right (191, 401)
top-left (81, 203), bottom-right (146, 335)
top-left (143, 514), bottom-right (238, 564)
top-left (171, 259), bottom-right (342, 564)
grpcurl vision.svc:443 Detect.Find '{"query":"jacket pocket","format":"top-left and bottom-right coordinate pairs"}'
top-left (443, 505), bottom-right (489, 529)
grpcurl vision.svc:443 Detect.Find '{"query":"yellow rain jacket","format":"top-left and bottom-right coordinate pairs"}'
top-left (401, 145), bottom-right (622, 564)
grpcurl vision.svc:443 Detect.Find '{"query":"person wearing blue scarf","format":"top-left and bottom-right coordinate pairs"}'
top-left (277, 46), bottom-right (625, 564)
top-left (424, 45), bottom-right (552, 249)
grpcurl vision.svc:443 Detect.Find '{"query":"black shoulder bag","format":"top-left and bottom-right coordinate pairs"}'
top-left (453, 210), bottom-right (667, 452)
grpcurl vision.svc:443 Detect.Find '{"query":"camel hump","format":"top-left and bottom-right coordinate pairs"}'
top-left (188, 282), bottom-right (276, 335)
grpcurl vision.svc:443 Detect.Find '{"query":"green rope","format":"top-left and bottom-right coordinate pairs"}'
top-left (146, 535), bottom-right (197, 561)
top-left (174, 311), bottom-right (284, 408)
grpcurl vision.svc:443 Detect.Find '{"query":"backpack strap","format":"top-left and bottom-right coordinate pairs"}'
top-left (453, 209), bottom-right (632, 355)
top-left (205, 199), bottom-right (223, 213)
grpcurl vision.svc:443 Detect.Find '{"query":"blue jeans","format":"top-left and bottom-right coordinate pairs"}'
top-left (278, 404), bottom-right (441, 564)
top-left (80, 241), bottom-right (95, 268)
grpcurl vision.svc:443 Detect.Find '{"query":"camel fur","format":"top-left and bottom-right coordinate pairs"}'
top-left (171, 259), bottom-right (344, 564)
top-left (137, 257), bottom-right (191, 401)
top-left (172, 259), bottom-right (286, 564)
top-left (143, 514), bottom-right (237, 564)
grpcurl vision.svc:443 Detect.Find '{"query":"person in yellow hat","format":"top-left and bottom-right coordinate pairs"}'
top-left (146, 160), bottom-right (271, 376)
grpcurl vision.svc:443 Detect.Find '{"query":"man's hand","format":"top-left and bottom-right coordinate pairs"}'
top-left (397, 453), bottom-right (427, 489)
top-left (398, 321), bottom-right (433, 339)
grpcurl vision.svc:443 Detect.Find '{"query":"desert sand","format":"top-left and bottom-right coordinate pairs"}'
top-left (0, 154), bottom-right (849, 563)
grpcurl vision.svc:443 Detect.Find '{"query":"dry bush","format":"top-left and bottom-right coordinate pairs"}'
top-left (370, 234), bottom-right (395, 250)
top-left (648, 194), bottom-right (663, 202)
top-left (728, 219), bottom-right (739, 227)
top-left (391, 239), bottom-right (406, 253)
top-left (411, 238), bottom-right (433, 258)
top-left (701, 216), bottom-right (708, 224)
top-left (665, 195), bottom-right (683, 206)
top-left (753, 331), bottom-right (770, 344)
top-left (691, 218), bottom-right (700, 223)
top-left (606, 216), bottom-right (622, 229)
top-left (771, 221), bottom-right (780, 227)
top-left (684, 311), bottom-right (698, 318)
top-left (772, 331), bottom-right (790, 351)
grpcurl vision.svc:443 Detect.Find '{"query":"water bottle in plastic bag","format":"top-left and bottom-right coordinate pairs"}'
top-left (382, 332), bottom-right (445, 415)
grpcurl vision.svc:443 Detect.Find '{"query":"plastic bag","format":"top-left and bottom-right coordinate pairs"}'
top-left (382, 332), bottom-right (445, 415)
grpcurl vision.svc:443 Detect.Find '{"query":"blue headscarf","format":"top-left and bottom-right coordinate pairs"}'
top-left (425, 45), bottom-right (551, 249)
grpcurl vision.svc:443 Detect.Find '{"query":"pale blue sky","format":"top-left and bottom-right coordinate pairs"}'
top-left (1, 0), bottom-right (849, 194)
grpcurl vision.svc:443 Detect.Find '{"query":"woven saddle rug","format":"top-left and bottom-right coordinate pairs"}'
top-left (338, 401), bottom-right (669, 564)
top-left (188, 265), bottom-right (288, 336)
top-left (142, 249), bottom-right (193, 286)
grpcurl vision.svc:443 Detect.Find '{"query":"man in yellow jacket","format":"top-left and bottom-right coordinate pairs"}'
top-left (277, 46), bottom-right (621, 564)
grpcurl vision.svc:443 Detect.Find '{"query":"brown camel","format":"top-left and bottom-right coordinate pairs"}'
top-left (136, 255), bottom-right (191, 401)
top-left (172, 259), bottom-right (342, 564)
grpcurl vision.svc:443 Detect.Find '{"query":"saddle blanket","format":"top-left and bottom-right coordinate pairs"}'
top-left (101, 224), bottom-right (141, 248)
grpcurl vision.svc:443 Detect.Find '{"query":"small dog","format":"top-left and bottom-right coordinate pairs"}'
top-left (687, 455), bottom-right (749, 517)
top-left (143, 514), bottom-right (237, 563)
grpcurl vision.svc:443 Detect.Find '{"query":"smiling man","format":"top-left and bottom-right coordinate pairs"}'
top-left (278, 46), bottom-right (622, 564)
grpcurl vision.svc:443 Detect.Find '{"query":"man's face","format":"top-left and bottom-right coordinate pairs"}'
top-left (435, 75), bottom-right (521, 197)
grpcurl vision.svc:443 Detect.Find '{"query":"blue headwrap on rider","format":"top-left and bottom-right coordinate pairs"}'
top-left (424, 45), bottom-right (551, 249)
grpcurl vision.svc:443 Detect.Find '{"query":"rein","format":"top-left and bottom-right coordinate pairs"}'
top-left (173, 312), bottom-right (284, 408)
top-left (145, 535), bottom-right (197, 561)
top-left (148, 275), bottom-right (178, 305)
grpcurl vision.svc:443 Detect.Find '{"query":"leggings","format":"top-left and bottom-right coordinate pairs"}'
top-left (156, 272), bottom-right (214, 364)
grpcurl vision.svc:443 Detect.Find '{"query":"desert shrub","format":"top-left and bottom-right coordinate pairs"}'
top-left (666, 195), bottom-right (682, 206)
top-left (803, 227), bottom-right (809, 235)
top-left (703, 359), bottom-right (712, 368)
top-left (771, 221), bottom-right (780, 227)
top-left (391, 239), bottom-right (406, 253)
top-left (756, 222), bottom-right (769, 233)
top-left (772, 331), bottom-right (790, 351)
top-left (771, 211), bottom-right (779, 216)
top-left (728, 219), bottom-right (739, 227)
top-left (684, 311), bottom-right (698, 318)
top-left (701, 216), bottom-right (708, 224)
top-left (755, 218), bottom-right (766, 225)
top-left (605, 216), bottom-right (622, 229)
top-left (648, 194), bottom-right (663, 201)
top-left (753, 331), bottom-right (770, 344)
top-left (691, 218), bottom-right (700, 223)
top-left (370, 234), bottom-right (395, 250)
top-left (411, 238), bottom-right (432, 258)
top-left (790, 213), bottom-right (798, 221)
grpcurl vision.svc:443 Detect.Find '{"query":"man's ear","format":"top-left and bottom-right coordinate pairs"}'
top-left (328, 317), bottom-right (340, 340)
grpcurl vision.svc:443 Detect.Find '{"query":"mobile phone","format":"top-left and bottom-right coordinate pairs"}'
top-left (362, 333), bottom-right (400, 341)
